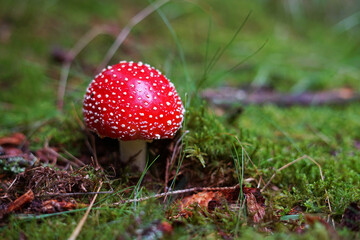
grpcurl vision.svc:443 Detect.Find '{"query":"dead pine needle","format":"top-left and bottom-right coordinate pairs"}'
top-left (68, 181), bottom-right (103, 240)
top-left (261, 155), bottom-right (332, 213)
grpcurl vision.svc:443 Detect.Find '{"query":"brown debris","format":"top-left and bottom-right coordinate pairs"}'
top-left (0, 133), bottom-right (36, 175)
top-left (39, 199), bottom-right (87, 213)
top-left (341, 202), bottom-right (360, 231)
top-left (0, 133), bottom-right (26, 146)
top-left (172, 185), bottom-right (266, 223)
top-left (177, 191), bottom-right (225, 217)
top-left (305, 215), bottom-right (339, 240)
top-left (3, 166), bottom-right (95, 204)
top-left (5, 189), bottom-right (34, 213)
top-left (245, 192), bottom-right (265, 223)
top-left (243, 187), bottom-right (266, 223)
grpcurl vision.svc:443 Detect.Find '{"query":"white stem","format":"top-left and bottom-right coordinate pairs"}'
top-left (119, 140), bottom-right (147, 171)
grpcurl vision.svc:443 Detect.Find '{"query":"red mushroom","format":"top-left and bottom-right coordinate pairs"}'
top-left (83, 61), bottom-right (185, 171)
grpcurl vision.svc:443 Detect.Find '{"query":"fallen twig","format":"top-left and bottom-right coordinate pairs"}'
top-left (114, 185), bottom-right (239, 205)
top-left (37, 191), bottom-right (113, 198)
top-left (6, 189), bottom-right (34, 213)
top-left (202, 87), bottom-right (360, 107)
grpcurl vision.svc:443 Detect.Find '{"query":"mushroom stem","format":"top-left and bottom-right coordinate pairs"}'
top-left (119, 140), bottom-right (147, 171)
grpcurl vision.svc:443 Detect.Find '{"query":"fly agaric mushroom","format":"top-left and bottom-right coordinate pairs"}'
top-left (83, 61), bottom-right (185, 171)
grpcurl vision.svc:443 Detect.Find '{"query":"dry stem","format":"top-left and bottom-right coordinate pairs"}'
top-left (68, 181), bottom-right (103, 240)
top-left (114, 185), bottom-right (239, 205)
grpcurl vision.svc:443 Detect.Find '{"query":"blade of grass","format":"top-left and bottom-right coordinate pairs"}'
top-left (196, 11), bottom-right (252, 90)
top-left (207, 11), bottom-right (252, 74)
top-left (232, 142), bottom-right (245, 236)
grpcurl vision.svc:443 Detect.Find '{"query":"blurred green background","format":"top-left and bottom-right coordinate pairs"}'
top-left (1, 0), bottom-right (360, 130)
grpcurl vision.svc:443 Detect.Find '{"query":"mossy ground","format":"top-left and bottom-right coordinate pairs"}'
top-left (1, 0), bottom-right (360, 239)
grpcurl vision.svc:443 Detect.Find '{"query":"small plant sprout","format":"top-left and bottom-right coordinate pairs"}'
top-left (83, 61), bottom-right (185, 171)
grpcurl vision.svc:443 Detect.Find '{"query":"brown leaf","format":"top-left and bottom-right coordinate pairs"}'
top-left (305, 215), bottom-right (339, 240)
top-left (0, 133), bottom-right (26, 146)
top-left (177, 191), bottom-right (224, 218)
top-left (245, 192), bottom-right (265, 223)
top-left (6, 189), bottom-right (34, 213)
top-left (40, 199), bottom-right (87, 213)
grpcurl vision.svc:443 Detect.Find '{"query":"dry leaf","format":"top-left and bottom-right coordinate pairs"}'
top-left (6, 189), bottom-right (34, 213)
top-left (177, 191), bottom-right (224, 218)
top-left (40, 199), bottom-right (87, 213)
top-left (245, 192), bottom-right (265, 223)
top-left (0, 133), bottom-right (26, 146)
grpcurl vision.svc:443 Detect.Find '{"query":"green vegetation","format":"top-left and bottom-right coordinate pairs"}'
top-left (1, 0), bottom-right (359, 239)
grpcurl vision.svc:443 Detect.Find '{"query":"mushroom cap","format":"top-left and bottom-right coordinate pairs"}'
top-left (83, 61), bottom-right (185, 141)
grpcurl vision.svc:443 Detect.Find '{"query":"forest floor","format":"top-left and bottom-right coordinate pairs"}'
top-left (0, 0), bottom-right (359, 239)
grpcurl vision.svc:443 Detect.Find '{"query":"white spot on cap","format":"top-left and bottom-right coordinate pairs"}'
top-left (167, 120), bottom-right (171, 125)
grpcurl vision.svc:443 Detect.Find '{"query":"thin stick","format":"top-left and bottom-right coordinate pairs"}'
top-left (261, 155), bottom-right (332, 213)
top-left (68, 181), bottom-right (103, 240)
top-left (114, 185), bottom-right (239, 205)
top-left (37, 191), bottom-right (113, 198)
top-left (98, 0), bottom-right (170, 70)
